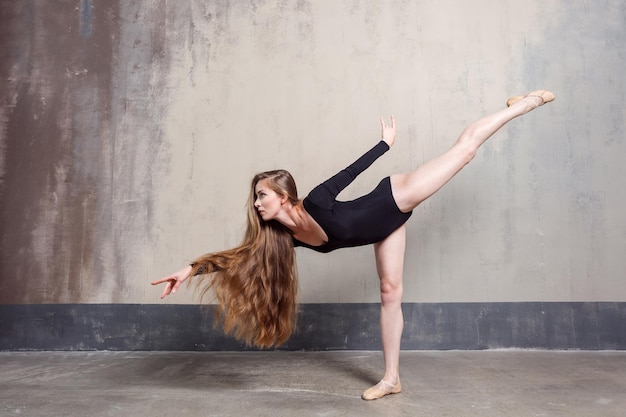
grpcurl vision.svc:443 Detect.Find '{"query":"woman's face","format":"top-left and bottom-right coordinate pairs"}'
top-left (254, 179), bottom-right (284, 221)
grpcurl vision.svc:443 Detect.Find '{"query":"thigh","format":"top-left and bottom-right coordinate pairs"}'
top-left (373, 224), bottom-right (407, 285)
top-left (390, 144), bottom-right (472, 212)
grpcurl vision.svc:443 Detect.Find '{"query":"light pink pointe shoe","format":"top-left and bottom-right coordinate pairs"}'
top-left (506, 90), bottom-right (555, 108)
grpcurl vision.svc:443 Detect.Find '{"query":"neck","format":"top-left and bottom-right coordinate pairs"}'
top-left (275, 201), bottom-right (308, 233)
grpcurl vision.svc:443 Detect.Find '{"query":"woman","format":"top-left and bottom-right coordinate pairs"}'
top-left (152, 90), bottom-right (555, 400)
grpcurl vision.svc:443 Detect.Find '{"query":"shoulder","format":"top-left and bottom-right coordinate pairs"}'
top-left (302, 184), bottom-right (335, 210)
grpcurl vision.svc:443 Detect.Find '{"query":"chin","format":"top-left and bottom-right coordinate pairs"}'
top-left (261, 213), bottom-right (277, 222)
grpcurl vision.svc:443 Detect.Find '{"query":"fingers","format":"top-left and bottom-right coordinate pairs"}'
top-left (152, 265), bottom-right (193, 298)
top-left (380, 115), bottom-right (396, 129)
top-left (150, 276), bottom-right (170, 285)
top-left (160, 281), bottom-right (172, 299)
top-left (151, 275), bottom-right (180, 299)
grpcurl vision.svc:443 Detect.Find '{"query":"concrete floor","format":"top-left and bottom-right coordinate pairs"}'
top-left (1, 351), bottom-right (625, 417)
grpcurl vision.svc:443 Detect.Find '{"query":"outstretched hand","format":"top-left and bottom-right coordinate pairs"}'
top-left (381, 115), bottom-right (396, 147)
top-left (151, 265), bottom-right (193, 299)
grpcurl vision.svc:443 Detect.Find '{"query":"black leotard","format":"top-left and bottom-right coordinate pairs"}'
top-left (294, 141), bottom-right (412, 253)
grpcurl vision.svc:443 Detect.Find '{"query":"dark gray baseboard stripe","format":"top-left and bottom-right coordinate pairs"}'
top-left (1, 303), bottom-right (625, 351)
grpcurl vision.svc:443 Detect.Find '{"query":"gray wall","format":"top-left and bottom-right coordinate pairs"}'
top-left (1, 1), bottom-right (625, 349)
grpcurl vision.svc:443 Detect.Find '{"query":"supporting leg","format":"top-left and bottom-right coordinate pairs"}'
top-left (362, 224), bottom-right (407, 400)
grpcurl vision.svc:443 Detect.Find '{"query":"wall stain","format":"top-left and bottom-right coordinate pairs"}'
top-left (0, 1), bottom-right (120, 303)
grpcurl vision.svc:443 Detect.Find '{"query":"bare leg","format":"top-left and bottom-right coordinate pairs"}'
top-left (362, 224), bottom-right (406, 400)
top-left (391, 92), bottom-right (554, 212)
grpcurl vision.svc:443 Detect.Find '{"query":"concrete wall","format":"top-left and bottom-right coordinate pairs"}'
top-left (1, 1), bottom-right (625, 349)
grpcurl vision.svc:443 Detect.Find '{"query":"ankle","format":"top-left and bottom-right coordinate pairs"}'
top-left (382, 375), bottom-right (399, 386)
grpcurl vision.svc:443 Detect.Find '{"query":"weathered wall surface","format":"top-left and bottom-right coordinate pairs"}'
top-left (1, 0), bottom-right (625, 308)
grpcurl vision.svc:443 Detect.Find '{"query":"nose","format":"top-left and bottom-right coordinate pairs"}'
top-left (254, 198), bottom-right (261, 208)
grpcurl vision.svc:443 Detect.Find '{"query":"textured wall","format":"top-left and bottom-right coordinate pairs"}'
top-left (1, 0), bottom-right (625, 307)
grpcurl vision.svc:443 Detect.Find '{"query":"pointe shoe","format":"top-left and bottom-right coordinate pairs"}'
top-left (506, 90), bottom-right (555, 108)
top-left (361, 379), bottom-right (402, 400)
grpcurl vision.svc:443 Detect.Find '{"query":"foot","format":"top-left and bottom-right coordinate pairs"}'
top-left (361, 379), bottom-right (402, 400)
top-left (506, 90), bottom-right (555, 108)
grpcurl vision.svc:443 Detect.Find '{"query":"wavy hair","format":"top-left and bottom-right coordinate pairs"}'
top-left (189, 170), bottom-right (299, 348)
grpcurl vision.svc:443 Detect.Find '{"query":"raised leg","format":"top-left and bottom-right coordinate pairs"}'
top-left (391, 91), bottom-right (554, 213)
top-left (362, 224), bottom-right (406, 400)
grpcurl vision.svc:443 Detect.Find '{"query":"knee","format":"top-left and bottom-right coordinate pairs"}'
top-left (456, 128), bottom-right (480, 162)
top-left (379, 279), bottom-right (403, 305)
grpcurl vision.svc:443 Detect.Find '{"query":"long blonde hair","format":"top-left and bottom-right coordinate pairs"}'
top-left (189, 170), bottom-right (299, 348)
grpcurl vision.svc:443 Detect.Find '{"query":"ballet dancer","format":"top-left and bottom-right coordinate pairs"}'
top-left (152, 90), bottom-right (555, 400)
